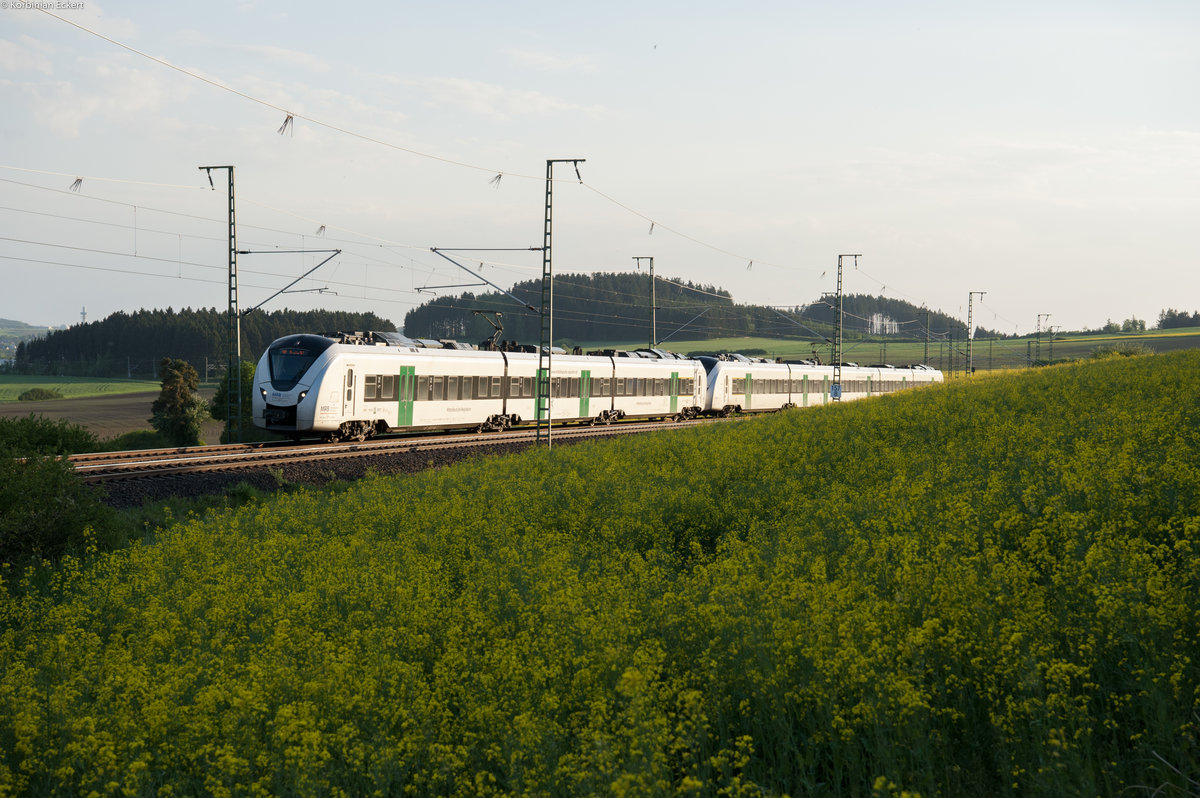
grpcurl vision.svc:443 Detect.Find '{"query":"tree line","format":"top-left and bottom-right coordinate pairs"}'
top-left (402, 273), bottom-right (991, 346)
top-left (11, 307), bottom-right (395, 378)
top-left (1155, 308), bottom-right (1200, 330)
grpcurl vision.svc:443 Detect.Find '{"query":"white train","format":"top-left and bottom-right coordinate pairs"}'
top-left (698, 354), bottom-right (943, 416)
top-left (253, 331), bottom-right (705, 441)
top-left (251, 331), bottom-right (942, 441)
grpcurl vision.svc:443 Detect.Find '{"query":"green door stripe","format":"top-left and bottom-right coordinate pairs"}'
top-left (397, 365), bottom-right (415, 426)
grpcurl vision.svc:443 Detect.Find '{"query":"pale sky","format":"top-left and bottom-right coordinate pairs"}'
top-left (1, 1), bottom-right (1197, 336)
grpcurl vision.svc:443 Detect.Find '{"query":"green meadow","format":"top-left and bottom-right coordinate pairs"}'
top-left (0, 376), bottom-right (161, 402)
top-left (1, 352), bottom-right (1197, 796)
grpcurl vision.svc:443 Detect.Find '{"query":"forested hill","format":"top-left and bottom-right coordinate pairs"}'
top-left (402, 272), bottom-right (982, 346)
top-left (14, 308), bottom-right (395, 378)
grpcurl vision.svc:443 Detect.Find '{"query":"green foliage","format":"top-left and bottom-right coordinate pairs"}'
top-left (208, 360), bottom-right (255, 422)
top-left (15, 387), bottom-right (62, 401)
top-left (0, 416), bottom-right (116, 563)
top-left (0, 453), bottom-right (117, 564)
top-left (209, 360), bottom-right (257, 443)
top-left (1, 352), bottom-right (1199, 795)
top-left (149, 358), bottom-right (208, 447)
top-left (0, 414), bottom-right (98, 455)
top-left (1091, 341), bottom-right (1154, 359)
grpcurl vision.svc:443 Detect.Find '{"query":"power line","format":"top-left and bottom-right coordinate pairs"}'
top-left (0, 163), bottom-right (207, 192)
top-left (38, 9), bottom-right (814, 280)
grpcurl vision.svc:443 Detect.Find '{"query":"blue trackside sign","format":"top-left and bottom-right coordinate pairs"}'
top-left (831, 383), bottom-right (843, 400)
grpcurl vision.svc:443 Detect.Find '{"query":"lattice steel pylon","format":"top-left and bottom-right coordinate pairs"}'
top-left (536, 159), bottom-right (584, 448)
top-left (967, 291), bottom-right (985, 375)
top-left (1036, 313), bottom-right (1051, 366)
top-left (833, 254), bottom-right (860, 401)
top-left (200, 165), bottom-right (239, 442)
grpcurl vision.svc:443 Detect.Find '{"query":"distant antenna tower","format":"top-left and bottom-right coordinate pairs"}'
top-left (80, 306), bottom-right (86, 325)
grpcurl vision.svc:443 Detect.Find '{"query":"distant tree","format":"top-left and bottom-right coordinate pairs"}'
top-left (150, 357), bottom-right (208, 446)
top-left (1121, 317), bottom-right (1146, 333)
top-left (1156, 308), bottom-right (1200, 330)
top-left (209, 360), bottom-right (256, 443)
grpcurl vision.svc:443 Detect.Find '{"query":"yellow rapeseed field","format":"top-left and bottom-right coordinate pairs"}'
top-left (1, 352), bottom-right (1197, 796)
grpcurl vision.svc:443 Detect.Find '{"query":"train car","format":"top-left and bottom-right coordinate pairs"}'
top-left (700, 354), bottom-right (942, 415)
top-left (252, 331), bottom-right (705, 441)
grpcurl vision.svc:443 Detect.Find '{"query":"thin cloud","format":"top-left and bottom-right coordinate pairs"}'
top-left (26, 57), bottom-right (182, 139)
top-left (502, 48), bottom-right (598, 72)
top-left (413, 76), bottom-right (605, 121)
top-left (0, 35), bottom-right (55, 75)
top-left (174, 31), bottom-right (329, 73)
top-left (237, 44), bottom-right (330, 73)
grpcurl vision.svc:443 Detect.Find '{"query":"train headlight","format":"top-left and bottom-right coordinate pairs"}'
top-left (260, 388), bottom-right (267, 399)
top-left (298, 390), bottom-right (308, 402)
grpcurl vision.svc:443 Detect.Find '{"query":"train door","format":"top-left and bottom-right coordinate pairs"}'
top-left (397, 365), bottom-right (415, 426)
top-left (579, 370), bottom-right (591, 418)
top-left (343, 367), bottom-right (356, 417)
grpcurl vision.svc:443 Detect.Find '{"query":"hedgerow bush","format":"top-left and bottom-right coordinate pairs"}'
top-left (0, 414), bottom-right (98, 455)
top-left (15, 387), bottom-right (62, 401)
top-left (0, 352), bottom-right (1197, 796)
top-left (0, 416), bottom-right (118, 564)
top-left (0, 452), bottom-right (118, 564)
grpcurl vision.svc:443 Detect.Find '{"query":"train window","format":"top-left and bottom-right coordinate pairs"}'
top-left (447, 376), bottom-right (458, 400)
top-left (491, 377), bottom-right (501, 398)
top-left (382, 374), bottom-right (397, 400)
top-left (432, 376), bottom-right (444, 401)
top-left (461, 376), bottom-right (473, 399)
top-left (364, 374), bottom-right (377, 399)
top-left (510, 377), bottom-right (520, 397)
top-left (522, 377), bottom-right (534, 396)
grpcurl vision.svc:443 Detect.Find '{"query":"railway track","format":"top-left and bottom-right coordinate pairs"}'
top-left (69, 418), bottom-right (708, 485)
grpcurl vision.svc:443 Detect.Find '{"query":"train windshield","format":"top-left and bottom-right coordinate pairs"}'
top-left (268, 335), bottom-right (333, 390)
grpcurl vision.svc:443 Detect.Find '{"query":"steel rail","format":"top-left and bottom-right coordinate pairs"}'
top-left (69, 419), bottom-right (714, 485)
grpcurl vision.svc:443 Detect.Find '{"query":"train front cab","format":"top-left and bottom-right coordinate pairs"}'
top-left (254, 334), bottom-right (335, 435)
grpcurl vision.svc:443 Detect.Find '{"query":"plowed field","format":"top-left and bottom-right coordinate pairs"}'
top-left (0, 391), bottom-right (225, 444)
